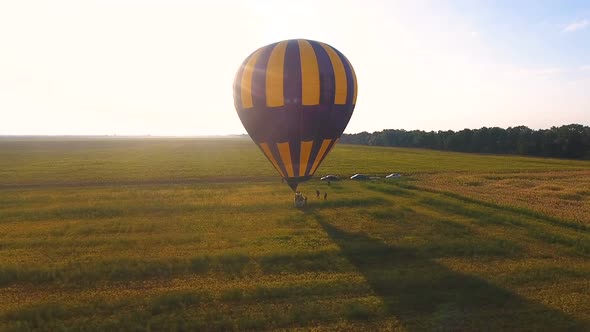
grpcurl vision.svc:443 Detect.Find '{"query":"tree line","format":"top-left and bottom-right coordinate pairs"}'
top-left (340, 124), bottom-right (590, 159)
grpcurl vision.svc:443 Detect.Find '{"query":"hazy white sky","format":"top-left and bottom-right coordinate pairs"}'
top-left (1, 0), bottom-right (589, 135)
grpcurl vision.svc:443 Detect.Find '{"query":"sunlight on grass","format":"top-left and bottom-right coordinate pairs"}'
top-left (1, 138), bottom-right (589, 330)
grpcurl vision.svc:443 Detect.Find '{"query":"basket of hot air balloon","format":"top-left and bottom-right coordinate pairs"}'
top-left (233, 39), bottom-right (357, 198)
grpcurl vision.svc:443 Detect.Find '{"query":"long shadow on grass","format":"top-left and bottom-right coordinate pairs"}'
top-left (366, 181), bottom-right (590, 256)
top-left (316, 216), bottom-right (588, 331)
top-left (301, 197), bottom-right (389, 213)
top-left (366, 181), bottom-right (587, 232)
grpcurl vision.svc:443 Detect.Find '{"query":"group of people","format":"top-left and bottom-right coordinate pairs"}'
top-left (294, 189), bottom-right (328, 208)
top-left (315, 189), bottom-right (328, 200)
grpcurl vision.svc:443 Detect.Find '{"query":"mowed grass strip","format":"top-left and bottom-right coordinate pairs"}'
top-left (2, 293), bottom-right (388, 331)
top-left (0, 250), bottom-right (355, 287)
top-left (1, 272), bottom-right (383, 331)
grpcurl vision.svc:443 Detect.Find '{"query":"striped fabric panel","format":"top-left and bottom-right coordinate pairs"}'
top-left (319, 43), bottom-right (347, 105)
top-left (233, 53), bottom-right (250, 110)
top-left (344, 56), bottom-right (358, 104)
top-left (240, 48), bottom-right (264, 108)
top-left (259, 139), bottom-right (342, 179)
top-left (334, 47), bottom-right (357, 106)
top-left (277, 142), bottom-right (295, 177)
top-left (309, 139), bottom-right (333, 175)
top-left (265, 41), bottom-right (288, 107)
top-left (234, 39), bottom-right (356, 110)
top-left (251, 44), bottom-right (275, 108)
top-left (298, 40), bottom-right (321, 105)
top-left (259, 142), bottom-right (285, 177)
top-left (310, 42), bottom-right (336, 105)
top-left (283, 40), bottom-right (302, 106)
top-left (299, 141), bottom-right (313, 177)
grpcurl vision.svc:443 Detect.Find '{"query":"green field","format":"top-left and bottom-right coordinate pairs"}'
top-left (1, 137), bottom-right (589, 331)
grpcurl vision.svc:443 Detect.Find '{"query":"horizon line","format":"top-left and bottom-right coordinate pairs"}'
top-left (1, 123), bottom-right (588, 138)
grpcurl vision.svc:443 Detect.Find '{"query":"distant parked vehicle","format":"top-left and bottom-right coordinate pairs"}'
top-left (385, 173), bottom-right (402, 179)
top-left (320, 175), bottom-right (339, 181)
top-left (350, 174), bottom-right (370, 180)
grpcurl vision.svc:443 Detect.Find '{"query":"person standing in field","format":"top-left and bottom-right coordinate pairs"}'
top-left (316, 190), bottom-right (320, 199)
top-left (324, 192), bottom-right (328, 200)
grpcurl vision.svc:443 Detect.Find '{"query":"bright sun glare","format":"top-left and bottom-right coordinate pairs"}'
top-left (1, 1), bottom-right (589, 135)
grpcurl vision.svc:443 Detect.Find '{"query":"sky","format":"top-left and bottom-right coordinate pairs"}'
top-left (1, 0), bottom-right (589, 135)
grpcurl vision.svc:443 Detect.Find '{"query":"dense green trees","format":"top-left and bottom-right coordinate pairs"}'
top-left (340, 124), bottom-right (590, 159)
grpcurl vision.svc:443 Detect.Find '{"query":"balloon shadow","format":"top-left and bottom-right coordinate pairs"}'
top-left (316, 215), bottom-right (588, 331)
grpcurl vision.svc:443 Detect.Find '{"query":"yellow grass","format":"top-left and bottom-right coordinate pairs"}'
top-left (418, 170), bottom-right (590, 225)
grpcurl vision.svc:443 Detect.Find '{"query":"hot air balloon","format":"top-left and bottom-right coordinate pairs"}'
top-left (233, 39), bottom-right (357, 192)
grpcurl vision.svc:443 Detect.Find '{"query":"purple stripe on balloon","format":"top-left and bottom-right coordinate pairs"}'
top-left (283, 40), bottom-right (302, 107)
top-left (251, 43), bottom-right (276, 109)
top-left (309, 40), bottom-right (335, 105)
top-left (290, 140), bottom-right (301, 179)
top-left (282, 40), bottom-right (303, 177)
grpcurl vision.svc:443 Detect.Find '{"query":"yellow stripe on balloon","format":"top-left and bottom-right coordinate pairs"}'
top-left (277, 142), bottom-right (294, 177)
top-left (265, 41), bottom-right (288, 107)
top-left (298, 40), bottom-right (321, 105)
top-left (320, 43), bottom-right (347, 105)
top-left (299, 140), bottom-right (313, 176)
top-left (240, 48), bottom-right (263, 108)
top-left (259, 142), bottom-right (285, 177)
top-left (310, 139), bottom-right (332, 175)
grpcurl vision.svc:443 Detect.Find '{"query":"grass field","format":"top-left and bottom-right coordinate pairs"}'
top-left (1, 137), bottom-right (589, 331)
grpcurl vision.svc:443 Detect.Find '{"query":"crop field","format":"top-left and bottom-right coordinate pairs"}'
top-left (1, 137), bottom-right (589, 331)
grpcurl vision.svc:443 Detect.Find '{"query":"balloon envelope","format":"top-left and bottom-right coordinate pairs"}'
top-left (233, 39), bottom-right (357, 191)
